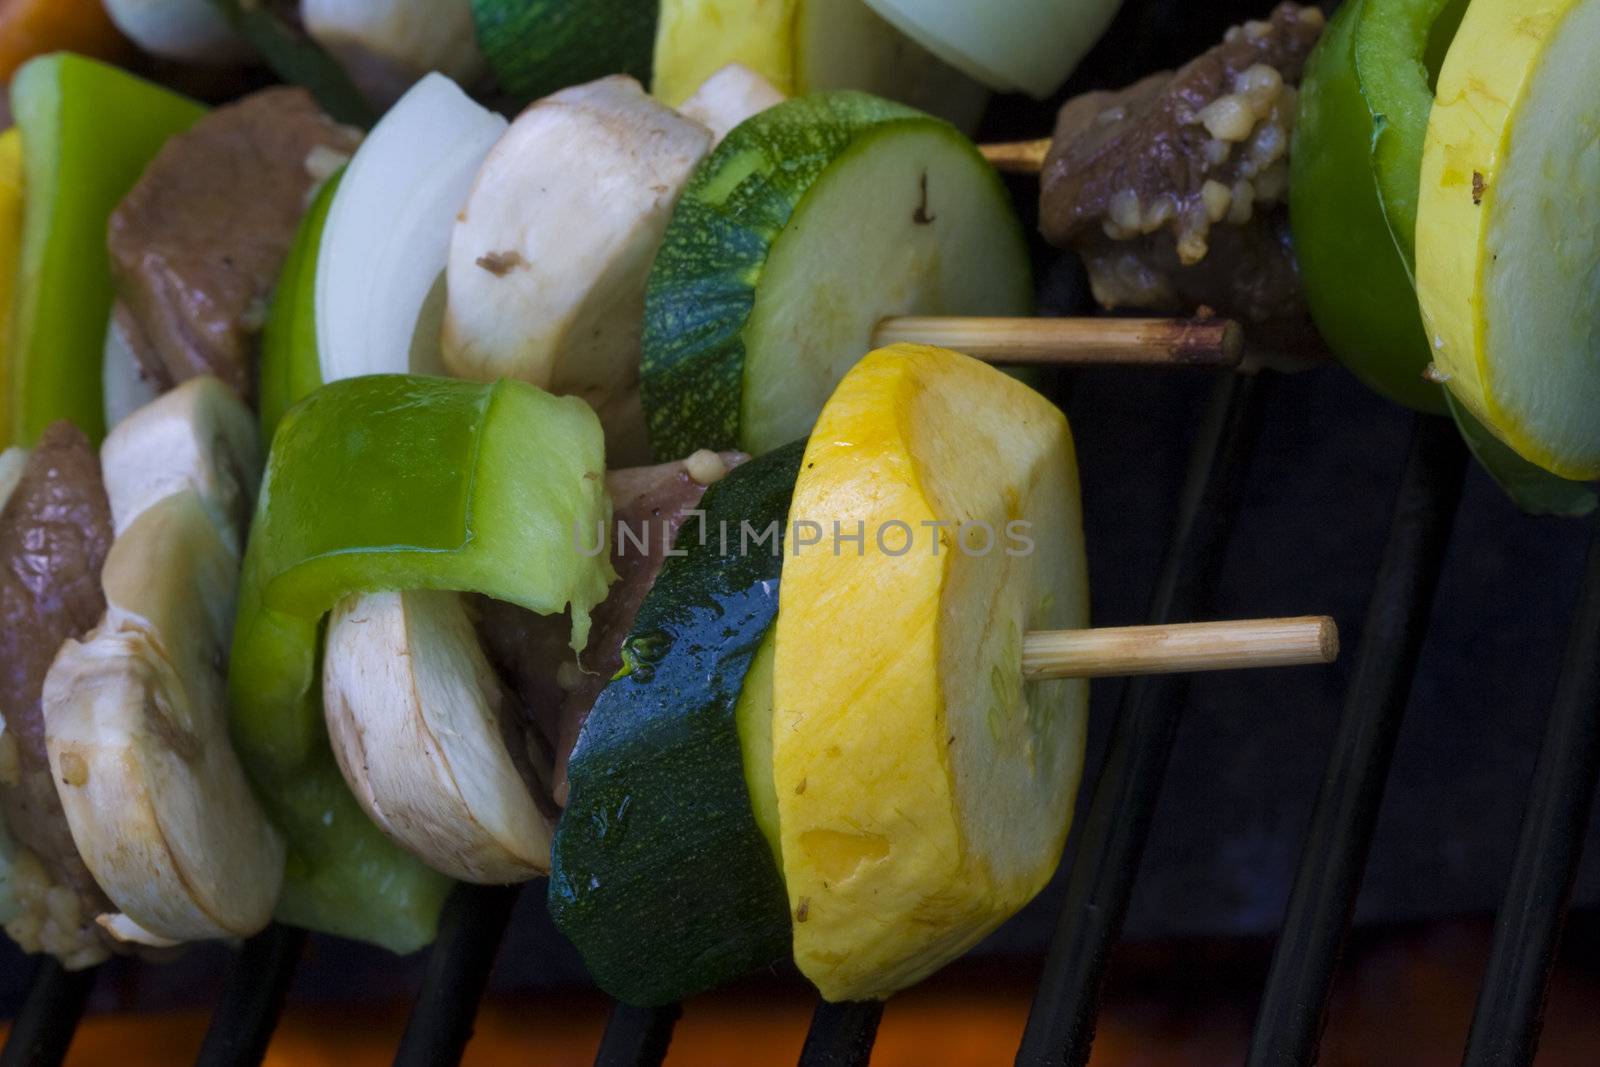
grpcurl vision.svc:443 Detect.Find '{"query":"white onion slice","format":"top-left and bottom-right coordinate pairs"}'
top-left (861, 0), bottom-right (1122, 98)
top-left (315, 73), bottom-right (506, 383)
top-left (103, 0), bottom-right (252, 65)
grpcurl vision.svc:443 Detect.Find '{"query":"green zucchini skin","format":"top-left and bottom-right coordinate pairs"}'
top-left (641, 91), bottom-right (926, 461)
top-left (641, 90), bottom-right (1034, 461)
top-left (471, 0), bottom-right (658, 106)
top-left (549, 441), bottom-right (803, 1007)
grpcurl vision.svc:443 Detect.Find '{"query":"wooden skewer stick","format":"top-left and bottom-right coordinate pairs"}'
top-left (981, 138), bottom-right (1052, 175)
top-left (1022, 616), bottom-right (1338, 681)
top-left (874, 315), bottom-right (1244, 369)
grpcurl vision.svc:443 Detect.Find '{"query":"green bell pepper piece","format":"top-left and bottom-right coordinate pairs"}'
top-left (1291, 0), bottom-right (1445, 415)
top-left (258, 169), bottom-right (340, 441)
top-left (230, 374), bottom-right (615, 950)
top-left (8, 54), bottom-right (204, 445)
top-left (1354, 0), bottom-right (1470, 272)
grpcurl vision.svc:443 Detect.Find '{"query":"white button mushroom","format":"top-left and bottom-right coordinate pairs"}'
top-left (43, 490), bottom-right (284, 943)
top-left (41, 378), bottom-right (281, 945)
top-left (441, 76), bottom-right (714, 466)
top-left (322, 590), bottom-right (555, 884)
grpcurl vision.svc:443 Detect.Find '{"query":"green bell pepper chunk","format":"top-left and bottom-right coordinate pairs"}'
top-left (258, 169), bottom-right (339, 441)
top-left (230, 374), bottom-right (615, 950)
top-left (1355, 0), bottom-right (1469, 272)
top-left (1291, 0), bottom-right (1445, 415)
top-left (8, 54), bottom-right (204, 445)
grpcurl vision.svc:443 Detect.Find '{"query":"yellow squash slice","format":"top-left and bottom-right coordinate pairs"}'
top-left (1416, 0), bottom-right (1600, 479)
top-left (772, 343), bottom-right (1089, 1001)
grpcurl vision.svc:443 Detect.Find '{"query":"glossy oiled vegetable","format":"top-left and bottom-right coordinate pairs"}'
top-left (228, 375), bottom-right (613, 949)
top-left (774, 344), bottom-right (1088, 1002)
top-left (1416, 0), bottom-right (1600, 480)
top-left (551, 441), bottom-right (803, 1006)
top-left (8, 55), bottom-right (203, 445)
top-left (642, 91), bottom-right (1030, 460)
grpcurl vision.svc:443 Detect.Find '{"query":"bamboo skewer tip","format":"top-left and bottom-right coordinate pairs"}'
top-left (873, 314), bottom-right (1244, 370)
top-left (980, 138), bottom-right (1052, 175)
top-left (1021, 616), bottom-right (1339, 682)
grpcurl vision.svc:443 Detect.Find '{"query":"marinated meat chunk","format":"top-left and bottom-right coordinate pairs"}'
top-left (1040, 3), bottom-right (1326, 351)
top-left (1078, 214), bottom-right (1316, 353)
top-left (108, 87), bottom-right (359, 400)
top-left (0, 424), bottom-right (114, 967)
top-left (474, 452), bottom-right (746, 807)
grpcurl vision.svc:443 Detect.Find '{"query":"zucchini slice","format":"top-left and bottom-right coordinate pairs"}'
top-left (641, 91), bottom-right (1031, 461)
top-left (773, 344), bottom-right (1089, 1002)
top-left (472, 0), bottom-right (658, 105)
top-left (1416, 0), bottom-right (1600, 479)
top-left (550, 441), bottom-right (803, 1007)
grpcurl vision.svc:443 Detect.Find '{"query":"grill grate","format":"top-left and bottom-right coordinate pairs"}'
top-left (0, 959), bottom-right (93, 1067)
top-left (4, 364), bottom-right (1599, 1067)
top-left (194, 924), bottom-right (305, 1067)
top-left (1245, 415), bottom-right (1468, 1065)
top-left (1015, 370), bottom-right (1265, 1066)
top-left (1462, 528), bottom-right (1600, 1066)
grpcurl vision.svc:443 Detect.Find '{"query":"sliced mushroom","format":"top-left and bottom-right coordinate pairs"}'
top-left (303, 0), bottom-right (486, 110)
top-left (99, 376), bottom-right (261, 552)
top-left (42, 490), bottom-right (284, 942)
top-left (441, 75), bottom-right (714, 466)
top-left (679, 64), bottom-right (788, 146)
top-left (323, 589), bottom-right (554, 883)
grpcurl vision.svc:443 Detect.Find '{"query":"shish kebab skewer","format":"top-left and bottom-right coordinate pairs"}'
top-left (544, 343), bottom-right (1338, 1008)
top-left (0, 43), bottom-right (1299, 966)
top-left (972, 0), bottom-right (1600, 502)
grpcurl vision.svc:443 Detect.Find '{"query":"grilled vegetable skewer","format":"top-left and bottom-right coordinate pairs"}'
top-left (971, 2), bottom-right (1597, 512)
top-left (553, 344), bottom-right (1341, 1007)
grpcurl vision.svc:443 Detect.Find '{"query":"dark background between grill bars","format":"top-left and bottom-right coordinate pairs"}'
top-left (5, 0), bottom-right (1600, 1063)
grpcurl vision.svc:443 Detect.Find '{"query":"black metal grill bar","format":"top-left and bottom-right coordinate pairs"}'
top-left (1461, 519), bottom-right (1600, 1066)
top-left (1014, 370), bottom-right (1268, 1066)
top-left (594, 1002), bottom-right (681, 1067)
top-left (1244, 414), bottom-right (1467, 1067)
top-left (391, 882), bottom-right (519, 1067)
top-left (0, 959), bottom-right (94, 1067)
top-left (194, 924), bottom-right (306, 1067)
top-left (798, 999), bottom-right (884, 1067)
